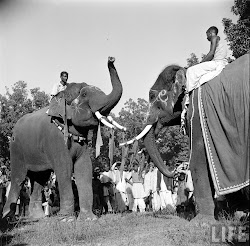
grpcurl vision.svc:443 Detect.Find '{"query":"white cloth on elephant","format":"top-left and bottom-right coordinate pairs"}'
top-left (159, 173), bottom-right (175, 210)
top-left (186, 41), bottom-right (228, 93)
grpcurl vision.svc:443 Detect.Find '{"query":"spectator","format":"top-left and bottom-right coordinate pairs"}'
top-left (157, 170), bottom-right (175, 212)
top-left (124, 164), bottom-right (133, 212)
top-left (42, 184), bottom-right (52, 217)
top-left (49, 171), bottom-right (57, 188)
top-left (112, 162), bottom-right (127, 213)
top-left (0, 168), bottom-right (8, 215)
top-left (100, 163), bottom-right (115, 214)
top-left (92, 168), bottom-right (103, 216)
top-left (50, 186), bottom-right (60, 215)
top-left (126, 162), bottom-right (146, 213)
top-left (143, 162), bottom-right (161, 212)
top-left (19, 178), bottom-right (31, 217)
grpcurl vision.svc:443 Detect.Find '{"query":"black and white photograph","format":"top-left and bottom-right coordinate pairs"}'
top-left (0, 0), bottom-right (249, 245)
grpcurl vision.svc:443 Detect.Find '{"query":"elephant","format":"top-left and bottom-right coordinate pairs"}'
top-left (121, 53), bottom-right (249, 221)
top-left (2, 57), bottom-right (123, 221)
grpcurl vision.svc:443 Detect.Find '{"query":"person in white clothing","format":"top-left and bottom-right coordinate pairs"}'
top-left (112, 162), bottom-right (128, 213)
top-left (100, 163), bottom-right (116, 214)
top-left (150, 165), bottom-right (161, 212)
top-left (186, 26), bottom-right (228, 93)
top-left (181, 26), bottom-right (228, 124)
top-left (157, 170), bottom-right (175, 211)
top-left (143, 162), bottom-right (161, 212)
top-left (50, 71), bottom-right (69, 99)
top-left (124, 167), bottom-right (133, 211)
top-left (126, 163), bottom-right (146, 212)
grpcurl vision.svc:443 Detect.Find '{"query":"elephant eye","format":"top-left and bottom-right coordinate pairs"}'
top-left (82, 92), bottom-right (87, 97)
top-left (150, 94), bottom-right (155, 101)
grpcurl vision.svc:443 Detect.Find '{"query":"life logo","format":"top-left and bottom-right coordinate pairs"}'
top-left (210, 224), bottom-right (249, 244)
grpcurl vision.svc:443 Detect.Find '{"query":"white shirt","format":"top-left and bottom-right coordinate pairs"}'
top-left (51, 81), bottom-right (67, 97)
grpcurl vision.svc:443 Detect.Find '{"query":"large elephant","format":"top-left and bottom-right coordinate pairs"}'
top-left (121, 54), bottom-right (249, 220)
top-left (2, 57), bottom-right (123, 221)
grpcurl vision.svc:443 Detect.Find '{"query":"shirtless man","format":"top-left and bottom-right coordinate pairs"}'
top-left (181, 26), bottom-right (228, 130)
top-left (186, 26), bottom-right (228, 92)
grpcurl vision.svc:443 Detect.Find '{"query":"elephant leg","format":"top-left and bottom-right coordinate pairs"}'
top-left (2, 162), bottom-right (27, 219)
top-left (74, 149), bottom-right (96, 220)
top-left (54, 156), bottom-right (74, 216)
top-left (189, 92), bottom-right (215, 219)
top-left (28, 181), bottom-right (45, 219)
top-left (3, 172), bottom-right (26, 217)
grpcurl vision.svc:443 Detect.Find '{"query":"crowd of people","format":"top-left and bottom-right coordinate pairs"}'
top-left (0, 158), bottom-right (195, 219)
top-left (92, 159), bottom-right (195, 217)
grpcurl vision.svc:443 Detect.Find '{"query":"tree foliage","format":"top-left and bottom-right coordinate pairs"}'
top-left (186, 53), bottom-right (200, 67)
top-left (0, 81), bottom-right (50, 167)
top-left (157, 126), bottom-right (189, 166)
top-left (222, 0), bottom-right (250, 58)
top-left (186, 53), bottom-right (206, 68)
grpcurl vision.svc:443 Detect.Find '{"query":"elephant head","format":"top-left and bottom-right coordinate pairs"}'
top-left (143, 65), bottom-right (186, 177)
top-left (120, 65), bottom-right (186, 177)
top-left (48, 57), bottom-right (123, 130)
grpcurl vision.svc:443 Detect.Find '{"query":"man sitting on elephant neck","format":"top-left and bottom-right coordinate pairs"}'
top-left (181, 26), bottom-right (228, 130)
top-left (50, 71), bottom-right (69, 100)
top-left (186, 26), bottom-right (228, 93)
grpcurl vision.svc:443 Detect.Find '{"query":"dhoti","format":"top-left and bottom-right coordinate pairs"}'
top-left (186, 60), bottom-right (228, 92)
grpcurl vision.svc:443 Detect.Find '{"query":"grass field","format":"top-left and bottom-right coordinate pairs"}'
top-left (0, 211), bottom-right (249, 246)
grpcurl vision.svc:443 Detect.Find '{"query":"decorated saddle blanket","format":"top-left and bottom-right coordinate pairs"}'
top-left (198, 53), bottom-right (249, 196)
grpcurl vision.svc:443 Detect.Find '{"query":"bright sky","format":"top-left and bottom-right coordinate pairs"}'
top-left (0, 0), bottom-right (237, 115)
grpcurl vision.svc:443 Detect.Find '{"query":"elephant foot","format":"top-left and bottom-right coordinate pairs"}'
top-left (58, 214), bottom-right (76, 223)
top-left (29, 209), bottom-right (46, 220)
top-left (190, 213), bottom-right (218, 228)
top-left (195, 197), bottom-right (215, 217)
top-left (29, 202), bottom-right (46, 219)
top-left (77, 211), bottom-right (97, 221)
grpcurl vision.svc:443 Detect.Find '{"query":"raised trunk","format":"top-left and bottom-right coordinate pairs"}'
top-left (144, 126), bottom-right (174, 178)
top-left (94, 60), bottom-right (123, 115)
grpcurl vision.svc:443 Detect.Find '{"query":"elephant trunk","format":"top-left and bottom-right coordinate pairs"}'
top-left (143, 126), bottom-right (174, 178)
top-left (99, 59), bottom-right (123, 115)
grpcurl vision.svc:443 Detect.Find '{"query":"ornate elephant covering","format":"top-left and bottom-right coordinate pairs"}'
top-left (197, 53), bottom-right (249, 196)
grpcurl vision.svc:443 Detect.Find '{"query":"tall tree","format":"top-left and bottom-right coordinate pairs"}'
top-left (186, 53), bottom-right (200, 67)
top-left (222, 0), bottom-right (250, 58)
top-left (30, 87), bottom-right (50, 110)
top-left (0, 82), bottom-right (50, 165)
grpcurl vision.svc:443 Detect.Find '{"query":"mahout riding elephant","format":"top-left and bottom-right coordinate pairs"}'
top-left (2, 57), bottom-right (123, 221)
top-left (121, 54), bottom-right (249, 221)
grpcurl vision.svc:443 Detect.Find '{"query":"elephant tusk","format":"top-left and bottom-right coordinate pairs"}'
top-left (119, 125), bottom-right (152, 146)
top-left (95, 111), bottom-right (115, 129)
top-left (107, 116), bottom-right (127, 131)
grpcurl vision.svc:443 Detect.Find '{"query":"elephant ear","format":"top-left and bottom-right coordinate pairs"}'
top-left (172, 69), bottom-right (186, 106)
top-left (47, 92), bottom-right (72, 120)
top-left (174, 69), bottom-right (186, 90)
